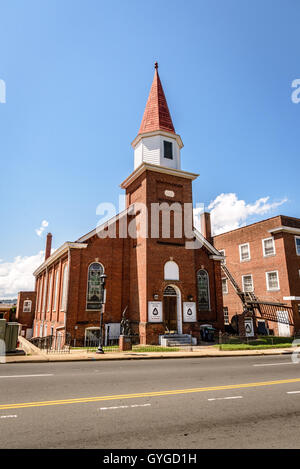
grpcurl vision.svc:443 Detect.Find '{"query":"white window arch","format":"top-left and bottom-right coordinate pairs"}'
top-left (164, 261), bottom-right (179, 281)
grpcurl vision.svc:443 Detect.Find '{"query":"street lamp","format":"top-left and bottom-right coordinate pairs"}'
top-left (97, 273), bottom-right (107, 354)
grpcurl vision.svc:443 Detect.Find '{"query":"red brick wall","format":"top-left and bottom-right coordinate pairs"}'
top-left (16, 291), bottom-right (36, 333)
top-left (32, 167), bottom-right (224, 345)
top-left (213, 215), bottom-right (300, 335)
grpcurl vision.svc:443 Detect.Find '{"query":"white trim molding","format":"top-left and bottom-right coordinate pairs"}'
top-left (283, 296), bottom-right (300, 301)
top-left (269, 226), bottom-right (300, 235)
top-left (33, 242), bottom-right (87, 277)
top-left (120, 162), bottom-right (199, 189)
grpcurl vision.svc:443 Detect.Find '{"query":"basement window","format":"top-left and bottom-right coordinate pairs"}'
top-left (163, 141), bottom-right (173, 160)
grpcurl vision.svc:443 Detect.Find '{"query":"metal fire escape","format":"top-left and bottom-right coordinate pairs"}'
top-left (221, 264), bottom-right (294, 326)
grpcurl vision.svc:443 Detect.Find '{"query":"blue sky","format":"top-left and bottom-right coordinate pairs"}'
top-left (0, 0), bottom-right (299, 297)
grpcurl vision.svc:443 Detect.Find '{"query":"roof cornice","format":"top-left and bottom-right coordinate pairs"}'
top-left (131, 130), bottom-right (183, 149)
top-left (33, 242), bottom-right (87, 277)
top-left (120, 162), bottom-right (199, 189)
top-left (268, 226), bottom-right (300, 235)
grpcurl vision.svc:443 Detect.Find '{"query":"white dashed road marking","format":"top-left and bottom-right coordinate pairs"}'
top-left (99, 403), bottom-right (151, 411)
top-left (287, 391), bottom-right (300, 394)
top-left (0, 415), bottom-right (18, 419)
top-left (253, 363), bottom-right (295, 367)
top-left (0, 374), bottom-right (54, 379)
top-left (208, 396), bottom-right (243, 401)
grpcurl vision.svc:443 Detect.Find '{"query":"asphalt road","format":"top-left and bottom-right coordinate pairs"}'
top-left (1, 355), bottom-right (300, 448)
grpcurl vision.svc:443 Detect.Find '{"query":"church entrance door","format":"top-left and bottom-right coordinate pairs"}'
top-left (163, 286), bottom-right (178, 332)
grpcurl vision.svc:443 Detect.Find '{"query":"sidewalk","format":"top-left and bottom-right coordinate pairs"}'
top-left (4, 345), bottom-right (298, 364)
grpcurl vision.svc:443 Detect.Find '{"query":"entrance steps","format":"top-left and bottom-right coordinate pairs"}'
top-left (159, 334), bottom-right (196, 347)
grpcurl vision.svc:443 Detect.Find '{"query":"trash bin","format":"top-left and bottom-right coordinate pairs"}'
top-left (4, 322), bottom-right (19, 353)
top-left (200, 324), bottom-right (216, 342)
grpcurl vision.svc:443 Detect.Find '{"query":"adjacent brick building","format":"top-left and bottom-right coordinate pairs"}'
top-left (15, 291), bottom-right (36, 339)
top-left (31, 64), bottom-right (224, 345)
top-left (213, 215), bottom-right (300, 336)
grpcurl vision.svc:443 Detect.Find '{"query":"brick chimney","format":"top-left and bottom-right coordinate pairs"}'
top-left (200, 212), bottom-right (212, 241)
top-left (45, 233), bottom-right (52, 261)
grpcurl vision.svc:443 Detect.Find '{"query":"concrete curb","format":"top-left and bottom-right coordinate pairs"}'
top-left (3, 348), bottom-right (296, 364)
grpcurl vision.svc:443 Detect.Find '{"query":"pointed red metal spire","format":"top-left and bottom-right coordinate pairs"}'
top-left (138, 62), bottom-right (175, 135)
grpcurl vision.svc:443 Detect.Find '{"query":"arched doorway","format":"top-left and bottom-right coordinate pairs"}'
top-left (163, 285), bottom-right (182, 333)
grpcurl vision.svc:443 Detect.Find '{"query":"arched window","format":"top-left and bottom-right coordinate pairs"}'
top-left (164, 261), bottom-right (179, 281)
top-left (197, 269), bottom-right (210, 311)
top-left (86, 263), bottom-right (104, 310)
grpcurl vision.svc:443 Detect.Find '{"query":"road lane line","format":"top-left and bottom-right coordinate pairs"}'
top-left (207, 396), bottom-right (243, 401)
top-left (0, 378), bottom-right (300, 411)
top-left (253, 363), bottom-right (295, 367)
top-left (99, 404), bottom-right (151, 411)
top-left (0, 415), bottom-right (17, 419)
top-left (287, 391), bottom-right (300, 394)
top-left (0, 374), bottom-right (54, 379)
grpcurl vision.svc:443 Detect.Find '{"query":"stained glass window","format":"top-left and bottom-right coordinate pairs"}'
top-left (86, 263), bottom-right (104, 310)
top-left (197, 270), bottom-right (210, 311)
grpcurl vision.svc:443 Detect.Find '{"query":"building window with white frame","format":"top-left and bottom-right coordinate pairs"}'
top-left (23, 300), bottom-right (32, 313)
top-left (47, 272), bottom-right (53, 312)
top-left (242, 274), bottom-right (254, 292)
top-left (53, 271), bottom-right (59, 312)
top-left (87, 262), bottom-right (104, 310)
top-left (223, 307), bottom-right (229, 325)
top-left (222, 278), bottom-right (228, 294)
top-left (60, 264), bottom-right (68, 311)
top-left (42, 275), bottom-right (47, 313)
top-left (239, 243), bottom-right (250, 262)
top-left (295, 236), bottom-right (300, 256)
top-left (262, 237), bottom-right (275, 257)
top-left (266, 271), bottom-right (280, 291)
top-left (197, 269), bottom-right (210, 311)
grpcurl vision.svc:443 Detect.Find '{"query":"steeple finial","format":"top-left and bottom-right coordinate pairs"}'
top-left (154, 61), bottom-right (158, 70)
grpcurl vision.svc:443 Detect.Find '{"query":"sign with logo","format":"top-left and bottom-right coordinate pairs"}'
top-left (148, 302), bottom-right (162, 323)
top-left (183, 302), bottom-right (196, 322)
top-left (244, 319), bottom-right (254, 337)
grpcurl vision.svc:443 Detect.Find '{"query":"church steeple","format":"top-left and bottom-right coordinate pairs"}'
top-left (138, 62), bottom-right (175, 135)
top-left (132, 63), bottom-right (183, 171)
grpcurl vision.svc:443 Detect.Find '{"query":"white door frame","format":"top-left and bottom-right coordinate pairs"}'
top-left (165, 284), bottom-right (182, 334)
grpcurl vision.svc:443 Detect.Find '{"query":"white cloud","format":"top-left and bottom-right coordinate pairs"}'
top-left (0, 251), bottom-right (44, 299)
top-left (207, 193), bottom-right (288, 235)
top-left (35, 220), bottom-right (49, 237)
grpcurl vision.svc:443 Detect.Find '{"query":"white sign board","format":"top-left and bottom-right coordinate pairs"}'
top-left (244, 319), bottom-right (254, 337)
top-left (183, 302), bottom-right (197, 322)
top-left (148, 302), bottom-right (163, 323)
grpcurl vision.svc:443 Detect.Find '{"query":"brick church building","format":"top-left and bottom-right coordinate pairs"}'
top-left (32, 64), bottom-right (224, 345)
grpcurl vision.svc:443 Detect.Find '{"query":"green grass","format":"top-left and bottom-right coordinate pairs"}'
top-left (71, 345), bottom-right (180, 353)
top-left (218, 343), bottom-right (298, 351)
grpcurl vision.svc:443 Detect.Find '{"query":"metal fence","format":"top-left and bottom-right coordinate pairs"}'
top-left (217, 332), bottom-right (300, 346)
top-left (30, 333), bottom-right (71, 354)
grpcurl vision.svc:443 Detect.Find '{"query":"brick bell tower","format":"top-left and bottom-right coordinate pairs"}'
top-left (121, 63), bottom-right (200, 345)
